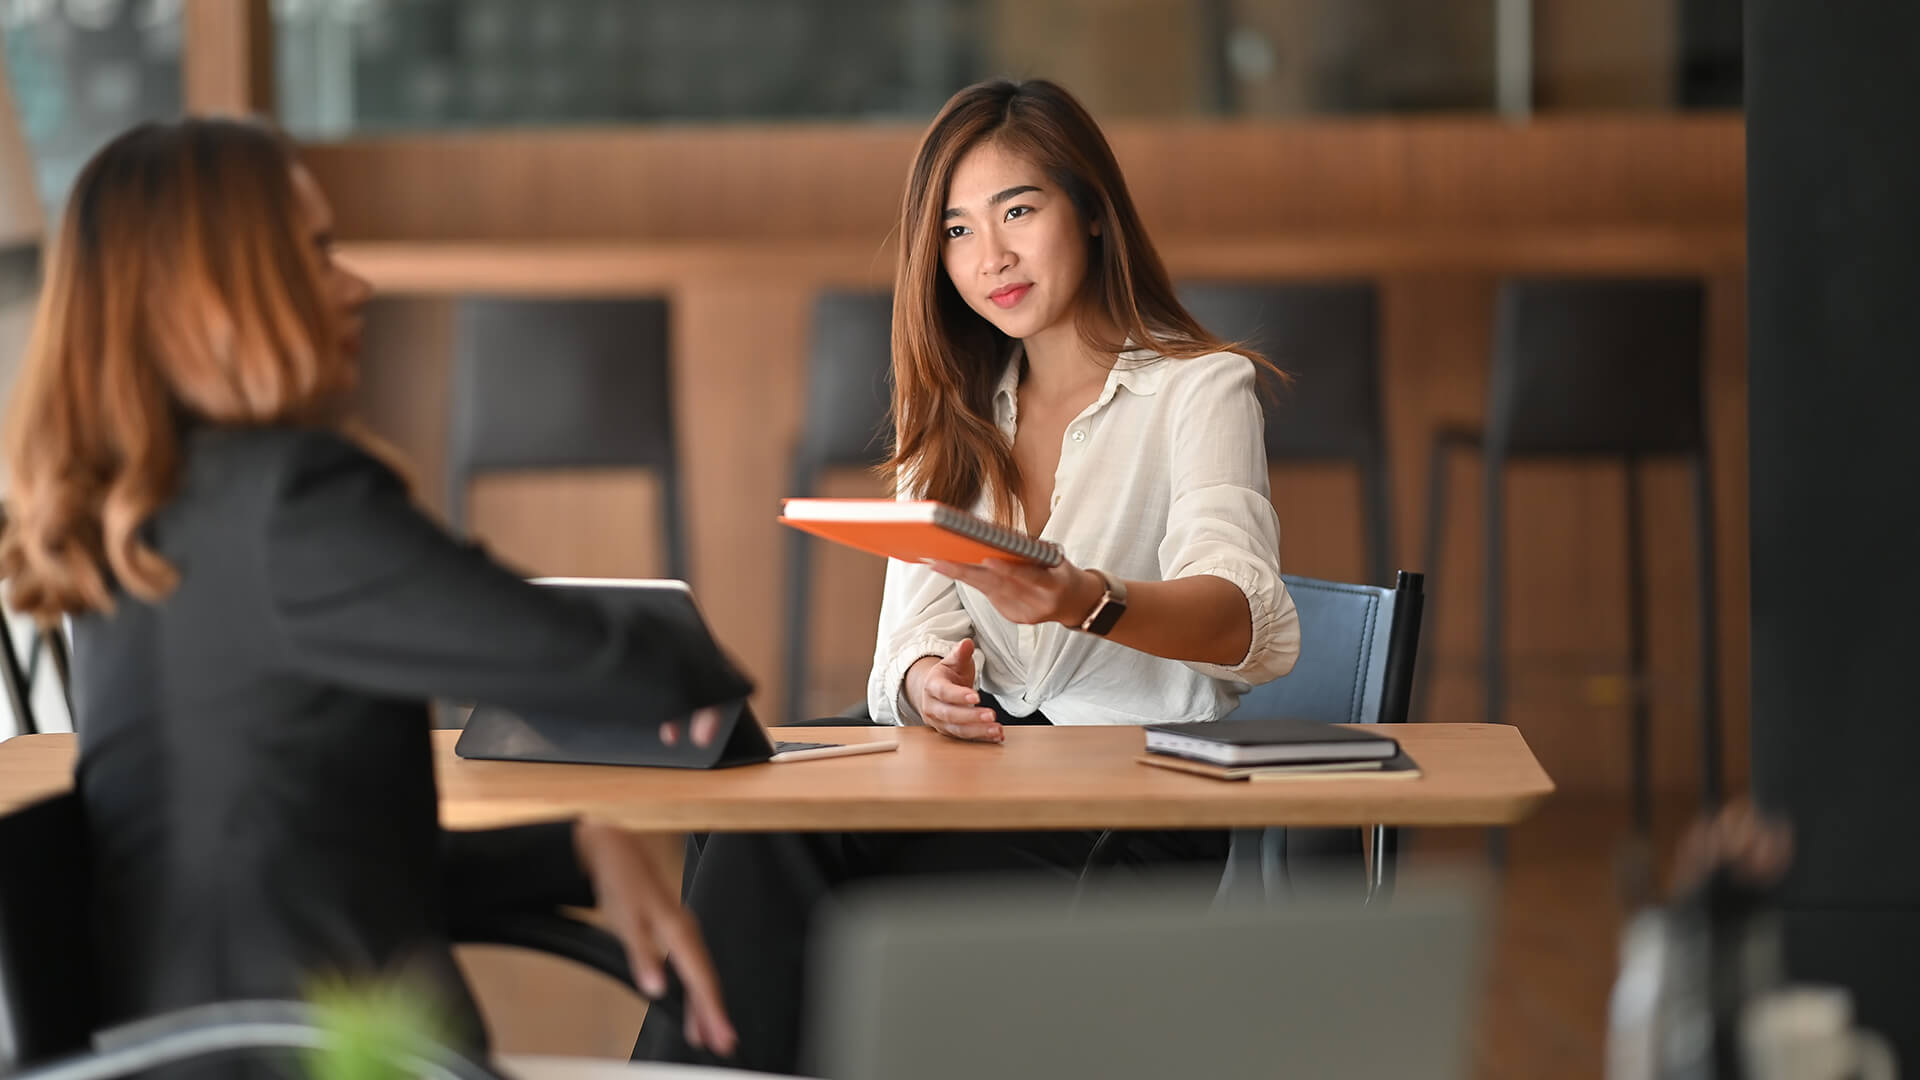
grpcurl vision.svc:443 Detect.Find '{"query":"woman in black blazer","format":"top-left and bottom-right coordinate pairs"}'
top-left (0, 120), bottom-right (740, 1063)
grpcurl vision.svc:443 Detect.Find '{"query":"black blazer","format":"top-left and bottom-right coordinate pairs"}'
top-left (70, 427), bottom-right (751, 1051)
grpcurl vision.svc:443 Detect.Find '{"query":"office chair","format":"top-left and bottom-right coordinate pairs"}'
top-left (1420, 278), bottom-right (1721, 837)
top-left (0, 507), bottom-right (74, 736)
top-left (0, 792), bottom-right (643, 1080)
top-left (1183, 570), bottom-right (1423, 904)
top-left (783, 290), bottom-right (895, 725)
top-left (1178, 282), bottom-right (1393, 588)
top-left (446, 297), bottom-right (689, 582)
top-left (780, 571), bottom-right (1426, 904)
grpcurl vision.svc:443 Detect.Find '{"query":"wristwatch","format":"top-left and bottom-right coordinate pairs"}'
top-left (1076, 568), bottom-right (1129, 636)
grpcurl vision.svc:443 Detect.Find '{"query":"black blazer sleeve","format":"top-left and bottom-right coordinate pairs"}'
top-left (442, 823), bottom-right (596, 913)
top-left (262, 430), bottom-right (753, 719)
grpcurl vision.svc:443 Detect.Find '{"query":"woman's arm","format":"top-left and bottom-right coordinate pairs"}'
top-left (263, 430), bottom-right (754, 720)
top-left (867, 504), bottom-right (977, 725)
top-left (929, 353), bottom-right (1297, 681)
top-left (925, 557), bottom-right (1250, 666)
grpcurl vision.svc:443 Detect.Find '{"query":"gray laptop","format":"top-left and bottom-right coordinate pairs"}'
top-left (455, 578), bottom-right (884, 768)
top-left (808, 873), bottom-right (1489, 1080)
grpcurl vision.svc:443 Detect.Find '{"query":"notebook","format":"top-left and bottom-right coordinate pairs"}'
top-left (779, 498), bottom-right (1063, 567)
top-left (1138, 751), bottom-right (1422, 783)
top-left (1143, 717), bottom-right (1399, 767)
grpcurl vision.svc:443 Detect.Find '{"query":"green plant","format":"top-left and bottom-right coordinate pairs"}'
top-left (304, 977), bottom-right (453, 1080)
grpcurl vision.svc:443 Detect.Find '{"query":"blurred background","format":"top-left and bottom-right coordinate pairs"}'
top-left (1, 2), bottom-right (1748, 1077)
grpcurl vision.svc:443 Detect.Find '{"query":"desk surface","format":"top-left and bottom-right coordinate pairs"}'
top-left (338, 229), bottom-right (1746, 295)
top-left (0, 723), bottom-right (1551, 831)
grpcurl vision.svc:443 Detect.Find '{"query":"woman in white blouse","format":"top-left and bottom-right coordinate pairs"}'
top-left (633, 79), bottom-right (1299, 1074)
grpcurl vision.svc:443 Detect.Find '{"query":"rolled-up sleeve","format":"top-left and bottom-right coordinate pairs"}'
top-left (866, 475), bottom-right (976, 724)
top-left (867, 557), bottom-right (973, 724)
top-left (1157, 354), bottom-right (1300, 685)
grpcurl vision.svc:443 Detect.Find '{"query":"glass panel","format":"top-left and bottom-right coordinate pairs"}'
top-left (2, 0), bottom-right (184, 207)
top-left (277, 0), bottom-right (987, 137)
top-left (274, 0), bottom-right (1738, 137)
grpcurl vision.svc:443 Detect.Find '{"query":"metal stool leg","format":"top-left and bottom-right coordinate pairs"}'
top-left (782, 463), bottom-right (816, 727)
top-left (1416, 435), bottom-right (1455, 725)
top-left (1692, 452), bottom-right (1724, 810)
top-left (1483, 448), bottom-right (1508, 868)
top-left (1368, 824), bottom-right (1398, 905)
top-left (1624, 454), bottom-right (1653, 838)
top-left (1362, 451), bottom-right (1394, 590)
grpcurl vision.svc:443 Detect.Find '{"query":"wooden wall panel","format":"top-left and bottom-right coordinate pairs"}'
top-left (183, 0), bottom-right (274, 115)
top-left (301, 116), bottom-right (1744, 242)
top-left (1534, 0), bottom-right (1677, 109)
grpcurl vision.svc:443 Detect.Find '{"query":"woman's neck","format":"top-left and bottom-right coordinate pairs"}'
top-left (1020, 314), bottom-right (1111, 402)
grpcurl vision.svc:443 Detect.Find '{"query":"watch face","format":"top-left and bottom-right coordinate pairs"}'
top-left (1087, 597), bottom-right (1126, 636)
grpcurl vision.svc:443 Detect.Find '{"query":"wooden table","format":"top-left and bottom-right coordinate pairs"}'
top-left (0, 723), bottom-right (1552, 832)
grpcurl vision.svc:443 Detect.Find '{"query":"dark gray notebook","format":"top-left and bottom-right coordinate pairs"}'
top-left (1143, 717), bottom-right (1399, 767)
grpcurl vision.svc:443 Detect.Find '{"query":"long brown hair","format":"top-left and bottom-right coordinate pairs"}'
top-left (0, 118), bottom-right (349, 620)
top-left (888, 78), bottom-right (1276, 524)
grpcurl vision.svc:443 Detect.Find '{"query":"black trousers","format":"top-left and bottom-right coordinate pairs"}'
top-left (630, 704), bottom-right (1229, 1075)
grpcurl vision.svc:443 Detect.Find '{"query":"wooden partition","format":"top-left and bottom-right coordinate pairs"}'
top-left (304, 115), bottom-right (1747, 798)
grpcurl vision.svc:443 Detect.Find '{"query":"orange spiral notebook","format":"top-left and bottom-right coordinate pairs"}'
top-left (778, 498), bottom-right (1064, 567)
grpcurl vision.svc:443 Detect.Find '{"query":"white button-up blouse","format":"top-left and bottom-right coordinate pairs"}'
top-left (867, 347), bottom-right (1300, 727)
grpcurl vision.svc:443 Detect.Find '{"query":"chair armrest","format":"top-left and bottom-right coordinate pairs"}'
top-left (14, 1001), bottom-right (502, 1080)
top-left (450, 910), bottom-right (634, 991)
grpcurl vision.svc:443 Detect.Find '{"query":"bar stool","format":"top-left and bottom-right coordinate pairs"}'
top-left (782, 290), bottom-right (895, 725)
top-left (1421, 277), bottom-right (1723, 835)
top-left (1177, 282), bottom-right (1393, 588)
top-left (446, 297), bottom-right (689, 582)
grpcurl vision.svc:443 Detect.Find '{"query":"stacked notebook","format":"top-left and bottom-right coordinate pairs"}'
top-left (1139, 716), bottom-right (1422, 782)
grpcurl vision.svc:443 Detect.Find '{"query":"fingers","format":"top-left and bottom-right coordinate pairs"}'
top-left (689, 706), bottom-right (723, 747)
top-left (926, 701), bottom-right (1003, 741)
top-left (661, 707), bottom-right (725, 749)
top-left (584, 825), bottom-right (738, 1057)
top-left (926, 559), bottom-right (988, 588)
top-left (657, 908), bottom-right (738, 1058)
top-left (617, 917), bottom-right (670, 1000)
top-left (941, 638), bottom-right (977, 682)
top-left (922, 640), bottom-right (998, 740)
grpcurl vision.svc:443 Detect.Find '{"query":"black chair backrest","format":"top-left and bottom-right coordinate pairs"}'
top-left (1176, 282), bottom-right (1384, 462)
top-left (447, 297), bottom-right (686, 578)
top-left (1489, 277), bottom-right (1707, 456)
top-left (0, 792), bottom-right (97, 1070)
top-left (797, 290), bottom-right (895, 481)
top-left (1229, 571), bottom-right (1424, 727)
top-left (0, 621), bottom-right (34, 738)
top-left (1, 507), bottom-right (34, 736)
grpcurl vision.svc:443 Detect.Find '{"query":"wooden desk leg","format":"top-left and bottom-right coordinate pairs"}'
top-left (1216, 828), bottom-right (1289, 906)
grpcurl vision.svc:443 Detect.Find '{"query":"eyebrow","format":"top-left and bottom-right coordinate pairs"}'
top-left (943, 184), bottom-right (1043, 220)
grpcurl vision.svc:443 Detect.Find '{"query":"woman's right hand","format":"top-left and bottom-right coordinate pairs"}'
top-left (905, 639), bottom-right (1003, 743)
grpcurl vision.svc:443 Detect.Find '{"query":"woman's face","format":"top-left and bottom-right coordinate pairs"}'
top-left (290, 164), bottom-right (371, 360)
top-left (939, 140), bottom-right (1097, 343)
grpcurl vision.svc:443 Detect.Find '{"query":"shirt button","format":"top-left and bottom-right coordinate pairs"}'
top-left (1071, 429), bottom-right (1086, 443)
top-left (1051, 495), bottom-right (1061, 508)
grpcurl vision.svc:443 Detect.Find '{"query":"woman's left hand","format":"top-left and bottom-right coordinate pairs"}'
top-left (926, 557), bottom-right (1104, 627)
top-left (573, 820), bottom-right (736, 1057)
